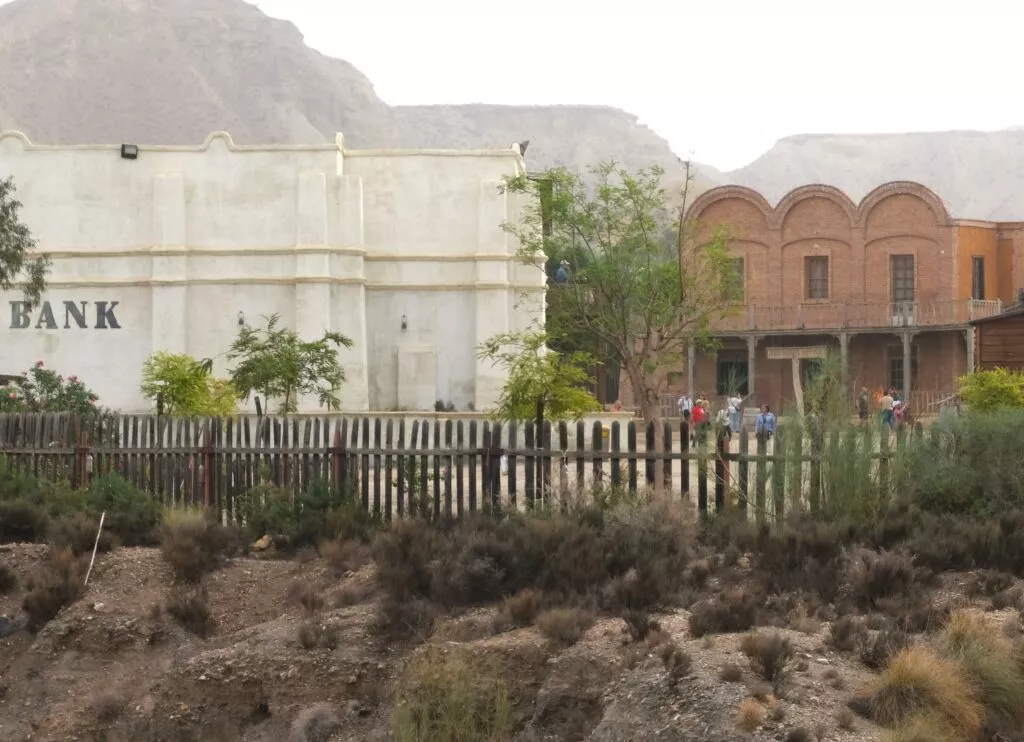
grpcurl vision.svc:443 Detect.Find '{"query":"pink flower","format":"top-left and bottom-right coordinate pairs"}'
top-left (7, 393), bottom-right (14, 400)
top-left (35, 360), bottom-right (44, 368)
top-left (70, 375), bottom-right (78, 382)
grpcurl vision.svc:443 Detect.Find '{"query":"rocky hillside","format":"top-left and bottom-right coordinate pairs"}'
top-left (724, 130), bottom-right (1024, 220)
top-left (0, 0), bottom-right (707, 185)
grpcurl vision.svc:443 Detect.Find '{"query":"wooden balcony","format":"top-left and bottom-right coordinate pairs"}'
top-left (711, 299), bottom-right (1003, 334)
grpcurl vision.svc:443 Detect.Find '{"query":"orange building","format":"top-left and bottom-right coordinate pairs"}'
top-left (622, 181), bottom-right (1024, 417)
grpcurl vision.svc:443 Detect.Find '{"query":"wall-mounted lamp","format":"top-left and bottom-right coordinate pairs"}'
top-left (120, 144), bottom-right (139, 160)
top-left (401, 315), bottom-right (408, 331)
top-left (237, 311), bottom-right (245, 326)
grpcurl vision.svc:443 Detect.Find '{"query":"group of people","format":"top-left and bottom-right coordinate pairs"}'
top-left (677, 392), bottom-right (777, 443)
top-left (856, 387), bottom-right (911, 428)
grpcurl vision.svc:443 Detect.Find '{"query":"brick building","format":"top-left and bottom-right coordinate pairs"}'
top-left (622, 181), bottom-right (1024, 417)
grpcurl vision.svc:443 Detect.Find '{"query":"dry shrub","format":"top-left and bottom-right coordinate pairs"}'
top-left (784, 728), bottom-right (811, 742)
top-left (22, 548), bottom-right (85, 631)
top-left (835, 707), bottom-right (855, 730)
top-left (685, 558), bottom-right (712, 588)
top-left (621, 609), bottom-right (660, 643)
top-left (719, 662), bottom-right (744, 682)
top-left (288, 580), bottom-right (325, 614)
top-left (992, 586), bottom-right (1023, 611)
top-left (866, 646), bottom-right (982, 738)
top-left (655, 641), bottom-right (692, 686)
top-left (166, 586), bottom-right (215, 637)
top-left (687, 588), bottom-right (759, 637)
top-left (742, 632), bottom-right (794, 690)
top-left (48, 511), bottom-right (114, 556)
top-left (376, 596), bottom-right (437, 642)
top-left (536, 608), bottom-right (594, 647)
top-left (971, 569), bottom-right (1015, 597)
top-left (391, 648), bottom-right (512, 741)
top-left (769, 703), bottom-right (786, 722)
top-left (159, 508), bottom-right (236, 583)
top-left (504, 588), bottom-right (542, 628)
top-left (320, 539), bottom-right (370, 575)
top-left (736, 698), bottom-right (765, 732)
top-left (848, 549), bottom-right (917, 610)
top-left (939, 610), bottom-right (1024, 728)
top-left (828, 615), bottom-right (867, 652)
top-left (297, 620), bottom-right (339, 651)
top-left (0, 562), bottom-right (16, 594)
top-left (290, 702), bottom-right (340, 742)
top-left (859, 629), bottom-right (911, 670)
top-left (884, 713), bottom-right (960, 742)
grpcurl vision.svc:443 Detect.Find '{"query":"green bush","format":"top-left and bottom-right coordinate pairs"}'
top-left (237, 480), bottom-right (377, 550)
top-left (85, 473), bottom-right (161, 546)
top-left (958, 368), bottom-right (1024, 412)
top-left (896, 410), bottom-right (1024, 517)
top-left (0, 499), bottom-right (49, 543)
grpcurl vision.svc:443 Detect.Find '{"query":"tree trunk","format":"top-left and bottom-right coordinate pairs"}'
top-left (623, 359), bottom-right (666, 493)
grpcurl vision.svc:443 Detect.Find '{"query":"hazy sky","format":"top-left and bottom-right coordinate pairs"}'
top-left (250, 0), bottom-right (1017, 171)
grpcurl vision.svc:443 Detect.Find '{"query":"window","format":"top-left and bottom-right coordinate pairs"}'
top-left (888, 349), bottom-right (919, 393)
top-left (891, 255), bottom-right (916, 303)
top-left (724, 257), bottom-right (745, 301)
top-left (805, 256), bottom-right (829, 299)
top-left (716, 360), bottom-right (749, 396)
top-left (972, 256), bottom-right (986, 300)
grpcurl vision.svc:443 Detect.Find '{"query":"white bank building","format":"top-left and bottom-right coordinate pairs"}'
top-left (0, 131), bottom-right (544, 413)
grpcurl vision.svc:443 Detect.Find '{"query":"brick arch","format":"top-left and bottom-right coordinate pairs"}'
top-left (856, 181), bottom-right (950, 227)
top-left (686, 185), bottom-right (773, 226)
top-left (775, 184), bottom-right (857, 229)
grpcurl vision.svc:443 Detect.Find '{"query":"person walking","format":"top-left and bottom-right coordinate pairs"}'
top-left (857, 387), bottom-right (869, 422)
top-left (727, 393), bottom-right (745, 435)
top-left (755, 404), bottom-right (776, 442)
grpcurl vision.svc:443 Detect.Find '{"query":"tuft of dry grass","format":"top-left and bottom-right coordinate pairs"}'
top-left (938, 610), bottom-right (1024, 728)
top-left (835, 707), bottom-right (854, 730)
top-left (289, 702), bottom-right (341, 742)
top-left (741, 632), bottom-right (794, 690)
top-left (622, 609), bottom-right (661, 643)
top-left (784, 727), bottom-right (811, 742)
top-left (288, 580), bottom-right (326, 614)
top-left (688, 588), bottom-right (759, 637)
top-left (159, 508), bottom-right (235, 583)
top-left (536, 608), bottom-right (594, 647)
top-left (320, 539), bottom-right (370, 576)
top-left (828, 615), bottom-right (866, 652)
top-left (22, 548), bottom-right (85, 631)
top-left (719, 662), bottom-right (744, 682)
top-left (655, 641), bottom-right (692, 686)
top-left (866, 646), bottom-right (982, 738)
top-left (503, 588), bottom-right (542, 628)
top-left (859, 629), bottom-right (911, 670)
top-left (884, 713), bottom-right (961, 742)
top-left (736, 698), bottom-right (765, 732)
top-left (166, 586), bottom-right (215, 637)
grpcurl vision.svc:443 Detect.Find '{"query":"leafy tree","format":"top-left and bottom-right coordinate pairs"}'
top-left (478, 330), bottom-right (601, 427)
top-left (958, 368), bottom-right (1024, 412)
top-left (227, 313), bottom-right (353, 414)
top-left (501, 161), bottom-right (736, 424)
top-left (0, 176), bottom-right (49, 307)
top-left (0, 361), bottom-right (100, 414)
top-left (140, 352), bottom-right (238, 416)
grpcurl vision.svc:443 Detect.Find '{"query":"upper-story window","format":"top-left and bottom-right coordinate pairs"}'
top-left (724, 257), bottom-right (745, 301)
top-left (805, 256), bottom-right (829, 299)
top-left (972, 256), bottom-right (986, 300)
top-left (891, 255), bottom-right (915, 303)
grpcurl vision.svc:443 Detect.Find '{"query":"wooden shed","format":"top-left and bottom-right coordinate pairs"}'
top-left (971, 305), bottom-right (1024, 371)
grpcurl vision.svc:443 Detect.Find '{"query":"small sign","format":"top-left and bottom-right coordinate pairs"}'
top-left (766, 346), bottom-right (826, 361)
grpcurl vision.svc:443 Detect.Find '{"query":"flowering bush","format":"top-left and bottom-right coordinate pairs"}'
top-left (0, 361), bottom-right (100, 414)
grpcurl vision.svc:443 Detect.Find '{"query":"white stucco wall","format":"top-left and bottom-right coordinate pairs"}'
top-left (0, 131), bottom-right (545, 413)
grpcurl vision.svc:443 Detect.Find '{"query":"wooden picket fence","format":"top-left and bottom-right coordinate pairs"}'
top-left (0, 413), bottom-right (920, 523)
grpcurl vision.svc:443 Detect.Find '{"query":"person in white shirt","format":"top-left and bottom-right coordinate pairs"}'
top-left (727, 394), bottom-right (744, 433)
top-left (679, 394), bottom-right (692, 419)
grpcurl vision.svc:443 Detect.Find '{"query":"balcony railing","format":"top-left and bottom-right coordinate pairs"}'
top-left (710, 299), bottom-right (1003, 334)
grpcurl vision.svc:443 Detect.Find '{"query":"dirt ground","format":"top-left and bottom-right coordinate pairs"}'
top-left (0, 541), bottom-right (915, 742)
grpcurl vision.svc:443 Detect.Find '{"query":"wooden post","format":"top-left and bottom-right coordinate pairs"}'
top-left (738, 427), bottom-right (749, 517)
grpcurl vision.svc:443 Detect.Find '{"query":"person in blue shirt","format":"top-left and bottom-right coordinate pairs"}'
top-left (554, 260), bottom-right (569, 283)
top-left (755, 404), bottom-right (776, 441)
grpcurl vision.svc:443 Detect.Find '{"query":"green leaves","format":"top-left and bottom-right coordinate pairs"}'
top-left (500, 161), bottom-right (736, 420)
top-left (227, 313), bottom-right (353, 413)
top-left (477, 330), bottom-right (601, 422)
top-left (958, 368), bottom-right (1024, 412)
top-left (140, 352), bottom-right (238, 416)
top-left (0, 361), bottom-right (100, 414)
top-left (0, 176), bottom-right (49, 308)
